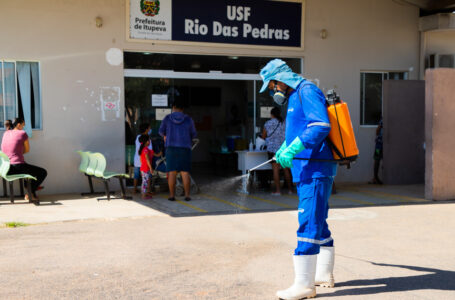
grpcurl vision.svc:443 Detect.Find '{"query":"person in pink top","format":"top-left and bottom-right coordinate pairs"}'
top-left (1, 118), bottom-right (47, 201)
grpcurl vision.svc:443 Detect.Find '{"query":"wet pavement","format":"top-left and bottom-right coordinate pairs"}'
top-left (0, 182), bottom-right (429, 224)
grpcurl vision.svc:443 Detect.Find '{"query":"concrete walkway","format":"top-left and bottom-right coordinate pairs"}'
top-left (0, 183), bottom-right (429, 225)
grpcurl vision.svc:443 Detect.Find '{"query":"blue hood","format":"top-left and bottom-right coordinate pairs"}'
top-left (259, 59), bottom-right (304, 93)
top-left (169, 112), bottom-right (187, 124)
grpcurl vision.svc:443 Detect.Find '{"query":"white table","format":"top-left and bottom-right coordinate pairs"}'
top-left (236, 150), bottom-right (272, 174)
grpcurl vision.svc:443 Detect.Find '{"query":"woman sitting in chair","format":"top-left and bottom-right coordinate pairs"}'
top-left (1, 118), bottom-right (47, 201)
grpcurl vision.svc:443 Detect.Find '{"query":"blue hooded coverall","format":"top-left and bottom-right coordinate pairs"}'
top-left (259, 59), bottom-right (337, 255)
top-left (287, 80), bottom-right (337, 255)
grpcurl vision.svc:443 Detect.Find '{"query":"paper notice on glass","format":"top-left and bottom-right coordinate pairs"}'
top-left (156, 108), bottom-right (171, 121)
top-left (151, 94), bottom-right (168, 107)
top-left (260, 106), bottom-right (274, 118)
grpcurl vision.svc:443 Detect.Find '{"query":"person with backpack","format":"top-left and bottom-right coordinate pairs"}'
top-left (259, 59), bottom-right (337, 299)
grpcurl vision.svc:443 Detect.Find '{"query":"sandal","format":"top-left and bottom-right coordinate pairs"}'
top-left (168, 197), bottom-right (176, 201)
top-left (24, 194), bottom-right (39, 202)
top-left (184, 197), bottom-right (191, 201)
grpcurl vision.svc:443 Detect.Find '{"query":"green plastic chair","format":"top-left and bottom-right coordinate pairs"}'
top-left (77, 151), bottom-right (90, 174)
top-left (77, 151), bottom-right (99, 195)
top-left (0, 151), bottom-right (37, 204)
top-left (85, 152), bottom-right (98, 176)
top-left (91, 152), bottom-right (130, 201)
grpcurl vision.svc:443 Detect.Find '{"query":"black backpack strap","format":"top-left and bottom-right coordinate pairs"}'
top-left (325, 138), bottom-right (343, 161)
top-left (298, 84), bottom-right (341, 161)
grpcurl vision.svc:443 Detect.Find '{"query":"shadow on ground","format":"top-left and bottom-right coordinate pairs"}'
top-left (320, 262), bottom-right (455, 297)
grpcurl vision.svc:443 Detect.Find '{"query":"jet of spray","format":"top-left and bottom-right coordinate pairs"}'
top-left (238, 157), bottom-right (276, 194)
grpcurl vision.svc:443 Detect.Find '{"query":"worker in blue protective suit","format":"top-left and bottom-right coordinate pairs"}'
top-left (259, 59), bottom-right (337, 300)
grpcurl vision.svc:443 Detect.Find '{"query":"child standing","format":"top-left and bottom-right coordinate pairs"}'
top-left (138, 134), bottom-right (154, 199)
top-left (133, 123), bottom-right (153, 193)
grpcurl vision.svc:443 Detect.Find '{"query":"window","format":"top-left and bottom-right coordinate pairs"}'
top-left (0, 60), bottom-right (42, 132)
top-left (360, 71), bottom-right (408, 126)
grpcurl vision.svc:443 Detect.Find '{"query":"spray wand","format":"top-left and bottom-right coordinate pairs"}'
top-left (247, 157), bottom-right (276, 173)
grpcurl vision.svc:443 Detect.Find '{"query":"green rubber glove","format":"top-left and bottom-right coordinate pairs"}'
top-left (274, 141), bottom-right (287, 161)
top-left (277, 137), bottom-right (305, 169)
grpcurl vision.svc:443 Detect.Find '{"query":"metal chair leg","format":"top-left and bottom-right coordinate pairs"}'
top-left (81, 175), bottom-right (108, 196)
top-left (3, 178), bottom-right (7, 197)
top-left (9, 181), bottom-right (14, 203)
top-left (19, 179), bottom-right (24, 197)
top-left (103, 180), bottom-right (111, 201)
top-left (118, 177), bottom-right (132, 200)
top-left (87, 175), bottom-right (94, 194)
top-left (26, 179), bottom-right (37, 205)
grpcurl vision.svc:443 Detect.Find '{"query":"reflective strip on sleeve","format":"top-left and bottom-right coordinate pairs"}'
top-left (297, 236), bottom-right (333, 245)
top-left (307, 122), bottom-right (331, 128)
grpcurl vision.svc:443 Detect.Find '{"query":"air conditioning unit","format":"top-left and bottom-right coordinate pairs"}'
top-left (425, 54), bottom-right (455, 69)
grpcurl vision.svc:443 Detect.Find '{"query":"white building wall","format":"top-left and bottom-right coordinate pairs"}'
top-left (0, 0), bottom-right (420, 194)
top-left (303, 0), bottom-right (420, 182)
top-left (0, 0), bottom-right (127, 194)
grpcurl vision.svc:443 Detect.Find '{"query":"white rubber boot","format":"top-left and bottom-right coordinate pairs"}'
top-left (276, 255), bottom-right (317, 300)
top-left (315, 246), bottom-right (335, 288)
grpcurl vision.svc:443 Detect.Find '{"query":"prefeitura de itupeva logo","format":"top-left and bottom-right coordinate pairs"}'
top-left (141, 0), bottom-right (160, 17)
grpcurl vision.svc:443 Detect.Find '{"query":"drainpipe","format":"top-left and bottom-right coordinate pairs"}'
top-left (419, 31), bottom-right (426, 80)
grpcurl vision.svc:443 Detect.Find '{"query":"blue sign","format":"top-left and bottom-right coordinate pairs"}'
top-left (171, 0), bottom-right (302, 47)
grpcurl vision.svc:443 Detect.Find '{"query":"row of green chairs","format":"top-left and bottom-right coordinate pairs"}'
top-left (77, 151), bottom-right (131, 201)
top-left (0, 151), bottom-right (38, 204)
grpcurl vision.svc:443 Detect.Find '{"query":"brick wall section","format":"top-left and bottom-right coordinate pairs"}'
top-left (425, 68), bottom-right (455, 200)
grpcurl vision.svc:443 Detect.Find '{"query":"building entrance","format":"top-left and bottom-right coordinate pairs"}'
top-left (124, 52), bottom-right (301, 189)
